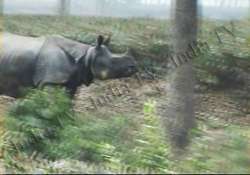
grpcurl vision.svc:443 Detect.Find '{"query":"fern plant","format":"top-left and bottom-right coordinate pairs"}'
top-left (4, 87), bottom-right (74, 155)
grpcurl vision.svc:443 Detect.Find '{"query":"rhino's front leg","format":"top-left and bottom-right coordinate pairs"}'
top-left (38, 82), bottom-right (75, 98)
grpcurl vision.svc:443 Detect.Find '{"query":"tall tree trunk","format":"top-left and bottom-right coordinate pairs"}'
top-left (0, 0), bottom-right (3, 16)
top-left (58, 0), bottom-right (71, 16)
top-left (163, 0), bottom-right (198, 151)
top-left (0, 0), bottom-right (3, 50)
top-left (0, 2), bottom-right (4, 171)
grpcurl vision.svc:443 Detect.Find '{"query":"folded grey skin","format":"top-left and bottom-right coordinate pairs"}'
top-left (0, 33), bottom-right (138, 97)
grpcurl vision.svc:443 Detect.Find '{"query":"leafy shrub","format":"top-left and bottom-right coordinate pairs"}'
top-left (3, 88), bottom-right (170, 173)
top-left (43, 100), bottom-right (170, 173)
top-left (175, 124), bottom-right (250, 174)
top-left (4, 87), bottom-right (74, 154)
top-left (43, 113), bottom-right (135, 163)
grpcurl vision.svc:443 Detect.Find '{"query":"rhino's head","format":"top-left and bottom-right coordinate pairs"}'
top-left (85, 35), bottom-right (138, 80)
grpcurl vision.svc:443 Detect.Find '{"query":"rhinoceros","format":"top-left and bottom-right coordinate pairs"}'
top-left (0, 33), bottom-right (137, 97)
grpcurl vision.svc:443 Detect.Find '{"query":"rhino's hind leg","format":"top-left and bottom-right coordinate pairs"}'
top-left (1, 88), bottom-right (20, 98)
top-left (0, 81), bottom-right (26, 98)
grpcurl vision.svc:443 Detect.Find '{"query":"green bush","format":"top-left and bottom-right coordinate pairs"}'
top-left (3, 88), bottom-right (170, 173)
top-left (43, 100), bottom-right (170, 173)
top-left (4, 87), bottom-right (74, 154)
top-left (44, 113), bottom-right (135, 163)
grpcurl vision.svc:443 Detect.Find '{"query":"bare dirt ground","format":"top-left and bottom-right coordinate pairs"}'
top-left (73, 75), bottom-right (250, 126)
top-left (0, 75), bottom-right (249, 128)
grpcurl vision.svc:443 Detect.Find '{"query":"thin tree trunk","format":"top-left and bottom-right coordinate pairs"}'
top-left (0, 2), bottom-right (5, 169)
top-left (163, 0), bottom-right (198, 152)
top-left (0, 0), bottom-right (3, 50)
top-left (0, 0), bottom-right (3, 16)
top-left (58, 0), bottom-right (70, 16)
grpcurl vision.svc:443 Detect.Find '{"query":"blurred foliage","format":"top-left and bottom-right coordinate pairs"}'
top-left (173, 121), bottom-right (250, 174)
top-left (2, 89), bottom-right (170, 173)
top-left (3, 88), bottom-right (73, 152)
top-left (3, 90), bottom-right (250, 173)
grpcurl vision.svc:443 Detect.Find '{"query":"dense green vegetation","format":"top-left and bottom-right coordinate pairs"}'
top-left (2, 89), bottom-right (170, 173)
top-left (0, 15), bottom-right (250, 173)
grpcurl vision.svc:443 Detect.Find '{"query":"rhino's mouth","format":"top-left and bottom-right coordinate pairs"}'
top-left (92, 65), bottom-right (137, 80)
top-left (109, 65), bottom-right (138, 79)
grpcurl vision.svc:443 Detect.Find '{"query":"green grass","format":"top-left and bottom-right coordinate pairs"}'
top-left (3, 15), bottom-right (250, 86)
top-left (173, 121), bottom-right (250, 174)
top-left (2, 88), bottom-right (250, 174)
top-left (2, 89), bottom-right (171, 173)
top-left (1, 15), bottom-right (250, 173)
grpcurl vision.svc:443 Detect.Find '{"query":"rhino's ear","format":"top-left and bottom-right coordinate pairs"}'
top-left (96, 35), bottom-right (104, 48)
top-left (103, 35), bottom-right (111, 46)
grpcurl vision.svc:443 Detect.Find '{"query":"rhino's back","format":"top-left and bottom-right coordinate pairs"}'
top-left (1, 33), bottom-right (45, 56)
top-left (0, 33), bottom-right (46, 96)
